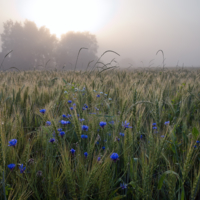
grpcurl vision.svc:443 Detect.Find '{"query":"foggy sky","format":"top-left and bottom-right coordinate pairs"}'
top-left (0, 0), bottom-right (200, 68)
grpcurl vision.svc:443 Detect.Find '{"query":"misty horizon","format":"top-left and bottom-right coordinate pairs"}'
top-left (0, 0), bottom-right (200, 69)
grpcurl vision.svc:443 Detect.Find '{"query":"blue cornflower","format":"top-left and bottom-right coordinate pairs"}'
top-left (46, 121), bottom-right (51, 126)
top-left (102, 146), bottom-right (105, 150)
top-left (194, 145), bottom-right (197, 148)
top-left (60, 131), bottom-right (65, 138)
top-left (110, 153), bottom-right (119, 162)
top-left (8, 139), bottom-right (17, 147)
top-left (99, 121), bottom-right (107, 128)
top-left (7, 163), bottom-right (15, 170)
top-left (120, 183), bottom-right (127, 189)
top-left (119, 133), bottom-right (124, 137)
top-left (153, 127), bottom-right (157, 130)
top-left (97, 157), bottom-right (101, 161)
top-left (152, 123), bottom-right (156, 126)
top-left (67, 114), bottom-right (72, 119)
top-left (49, 138), bottom-right (55, 143)
top-left (70, 148), bottom-right (75, 155)
top-left (109, 121), bottom-right (114, 125)
top-left (82, 107), bottom-right (86, 111)
top-left (79, 118), bottom-right (85, 122)
top-left (60, 120), bottom-right (70, 125)
top-left (164, 121), bottom-right (170, 125)
top-left (196, 141), bottom-right (200, 144)
top-left (40, 109), bottom-right (46, 114)
top-left (57, 128), bottom-right (62, 132)
top-left (62, 114), bottom-right (67, 118)
top-left (81, 134), bottom-right (88, 139)
top-left (73, 103), bottom-right (76, 107)
top-left (84, 104), bottom-right (88, 108)
top-left (161, 135), bottom-right (165, 138)
top-left (82, 125), bottom-right (89, 131)
top-left (96, 141), bottom-right (99, 145)
top-left (140, 135), bottom-right (143, 139)
top-left (122, 121), bottom-right (132, 129)
top-left (19, 164), bottom-right (26, 173)
top-left (84, 152), bottom-right (88, 157)
top-left (70, 107), bottom-right (73, 110)
top-left (95, 107), bottom-right (99, 111)
top-left (96, 94), bottom-right (100, 97)
top-left (68, 100), bottom-right (72, 104)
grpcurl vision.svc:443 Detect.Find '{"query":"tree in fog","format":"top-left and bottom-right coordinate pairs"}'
top-left (0, 20), bottom-right (99, 71)
top-left (0, 20), bottom-right (57, 70)
top-left (56, 31), bottom-right (98, 70)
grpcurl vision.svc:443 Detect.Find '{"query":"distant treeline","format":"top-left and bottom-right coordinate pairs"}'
top-left (0, 20), bottom-right (98, 70)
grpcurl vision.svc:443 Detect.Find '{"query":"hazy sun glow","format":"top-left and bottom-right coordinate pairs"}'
top-left (15, 0), bottom-right (119, 37)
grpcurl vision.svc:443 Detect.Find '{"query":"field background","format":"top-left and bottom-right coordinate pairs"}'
top-left (0, 68), bottom-right (200, 200)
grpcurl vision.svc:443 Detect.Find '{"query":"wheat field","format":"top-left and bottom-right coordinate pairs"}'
top-left (0, 68), bottom-right (200, 199)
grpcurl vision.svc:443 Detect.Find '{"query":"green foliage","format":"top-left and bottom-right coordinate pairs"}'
top-left (0, 68), bottom-right (200, 199)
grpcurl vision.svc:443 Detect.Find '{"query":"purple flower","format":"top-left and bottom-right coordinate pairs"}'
top-left (161, 135), bottom-right (165, 138)
top-left (122, 121), bottom-right (132, 129)
top-left (70, 148), bottom-right (75, 155)
top-left (49, 138), bottom-right (55, 143)
top-left (8, 139), bottom-right (17, 147)
top-left (70, 107), bottom-right (73, 110)
top-left (40, 109), bottom-right (46, 114)
top-left (99, 121), bottom-right (107, 128)
top-left (68, 100), bottom-right (72, 104)
top-left (96, 94), bottom-right (100, 97)
top-left (164, 121), bottom-right (170, 125)
top-left (60, 131), bottom-right (65, 138)
top-left (81, 134), bottom-right (88, 139)
top-left (119, 133), bottom-right (124, 137)
top-left (46, 121), bottom-right (51, 126)
top-left (120, 183), bottom-right (127, 189)
top-left (19, 164), bottom-right (26, 173)
top-left (82, 125), bottom-right (89, 131)
top-left (152, 123), bottom-right (157, 126)
top-left (97, 157), bottom-right (101, 161)
top-left (7, 163), bottom-right (16, 170)
top-left (84, 152), bottom-right (88, 157)
top-left (110, 153), bottom-right (119, 162)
